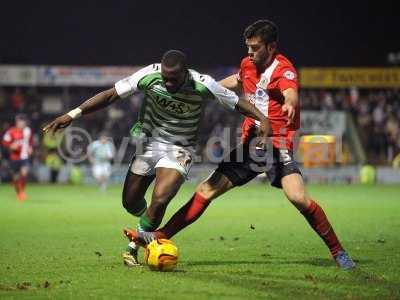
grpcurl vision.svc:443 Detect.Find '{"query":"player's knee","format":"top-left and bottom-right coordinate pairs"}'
top-left (287, 191), bottom-right (308, 209)
top-left (122, 194), bottom-right (146, 217)
top-left (196, 171), bottom-right (232, 201)
top-left (196, 182), bottom-right (217, 201)
top-left (287, 189), bottom-right (305, 202)
top-left (122, 202), bottom-right (141, 216)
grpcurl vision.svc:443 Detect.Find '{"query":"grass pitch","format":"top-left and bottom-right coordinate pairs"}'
top-left (0, 183), bottom-right (399, 299)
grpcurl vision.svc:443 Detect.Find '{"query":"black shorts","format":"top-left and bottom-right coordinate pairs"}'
top-left (9, 159), bottom-right (30, 174)
top-left (216, 143), bottom-right (301, 188)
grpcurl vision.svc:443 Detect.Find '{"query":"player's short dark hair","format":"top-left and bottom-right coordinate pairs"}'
top-left (15, 113), bottom-right (27, 121)
top-left (244, 20), bottom-right (278, 44)
top-left (161, 50), bottom-right (187, 71)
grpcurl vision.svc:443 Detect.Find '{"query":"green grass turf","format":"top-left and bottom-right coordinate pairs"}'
top-left (0, 183), bottom-right (399, 300)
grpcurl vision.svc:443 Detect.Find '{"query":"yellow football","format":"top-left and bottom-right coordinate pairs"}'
top-left (144, 239), bottom-right (178, 272)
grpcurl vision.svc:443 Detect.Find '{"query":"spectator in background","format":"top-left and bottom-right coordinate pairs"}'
top-left (371, 98), bottom-right (387, 160)
top-left (372, 98), bottom-right (386, 127)
top-left (385, 113), bottom-right (400, 162)
top-left (43, 129), bottom-right (64, 150)
top-left (10, 88), bottom-right (25, 112)
top-left (45, 149), bottom-right (63, 183)
top-left (349, 87), bottom-right (359, 107)
top-left (356, 97), bottom-right (373, 147)
top-left (322, 91), bottom-right (334, 111)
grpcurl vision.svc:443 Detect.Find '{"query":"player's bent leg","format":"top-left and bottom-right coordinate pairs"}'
top-left (281, 173), bottom-right (311, 211)
top-left (122, 171), bottom-right (154, 217)
top-left (124, 146), bottom-right (191, 264)
top-left (281, 173), bottom-right (355, 270)
top-left (140, 167), bottom-right (185, 234)
top-left (197, 171), bottom-right (235, 200)
top-left (122, 171), bottom-right (155, 266)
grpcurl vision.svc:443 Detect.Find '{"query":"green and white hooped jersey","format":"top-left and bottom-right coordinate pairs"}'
top-left (115, 64), bottom-right (238, 146)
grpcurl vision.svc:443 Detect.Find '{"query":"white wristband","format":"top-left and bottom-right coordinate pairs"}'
top-left (67, 108), bottom-right (82, 119)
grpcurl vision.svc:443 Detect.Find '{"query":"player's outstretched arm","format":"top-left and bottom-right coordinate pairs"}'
top-left (218, 74), bottom-right (242, 95)
top-left (43, 87), bottom-right (120, 135)
top-left (235, 98), bottom-right (270, 146)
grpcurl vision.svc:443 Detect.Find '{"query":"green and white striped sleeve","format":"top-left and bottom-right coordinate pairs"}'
top-left (195, 73), bottom-right (239, 110)
top-left (114, 64), bottom-right (160, 98)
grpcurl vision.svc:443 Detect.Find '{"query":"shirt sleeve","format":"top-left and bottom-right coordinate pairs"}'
top-left (23, 127), bottom-right (32, 146)
top-left (276, 67), bottom-right (298, 92)
top-left (2, 130), bottom-right (12, 147)
top-left (114, 64), bottom-right (159, 98)
top-left (202, 75), bottom-right (239, 110)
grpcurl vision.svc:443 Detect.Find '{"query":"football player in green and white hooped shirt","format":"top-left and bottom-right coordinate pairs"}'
top-left (87, 133), bottom-right (115, 192)
top-left (43, 50), bottom-right (270, 266)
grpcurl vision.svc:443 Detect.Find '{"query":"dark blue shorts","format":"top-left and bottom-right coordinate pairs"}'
top-left (216, 143), bottom-right (301, 189)
top-left (9, 159), bottom-right (30, 174)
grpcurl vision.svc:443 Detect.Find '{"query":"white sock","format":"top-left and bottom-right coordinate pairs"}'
top-left (128, 241), bottom-right (138, 251)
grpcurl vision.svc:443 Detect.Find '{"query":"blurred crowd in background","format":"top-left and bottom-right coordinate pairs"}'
top-left (300, 88), bottom-right (400, 164)
top-left (1, 86), bottom-right (399, 182)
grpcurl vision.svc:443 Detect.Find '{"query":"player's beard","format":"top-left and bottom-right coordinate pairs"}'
top-left (255, 52), bottom-right (274, 72)
top-left (252, 51), bottom-right (268, 70)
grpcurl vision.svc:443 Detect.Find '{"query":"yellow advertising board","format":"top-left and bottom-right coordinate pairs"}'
top-left (299, 68), bottom-right (400, 88)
